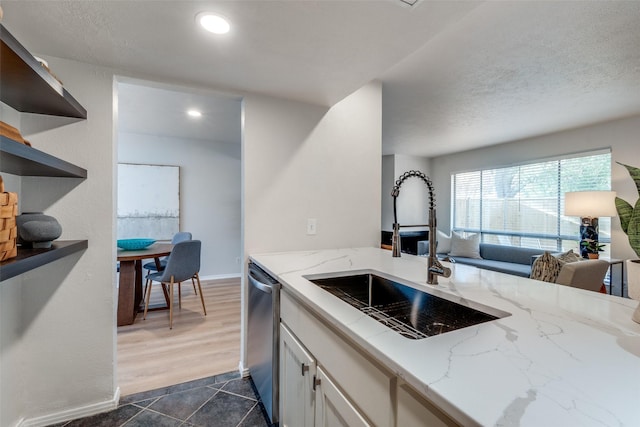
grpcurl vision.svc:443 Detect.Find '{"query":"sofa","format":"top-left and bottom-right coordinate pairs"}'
top-left (417, 240), bottom-right (610, 293)
top-left (418, 241), bottom-right (544, 277)
top-left (554, 258), bottom-right (610, 293)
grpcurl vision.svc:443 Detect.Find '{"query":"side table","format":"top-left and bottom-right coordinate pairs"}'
top-left (601, 257), bottom-right (625, 297)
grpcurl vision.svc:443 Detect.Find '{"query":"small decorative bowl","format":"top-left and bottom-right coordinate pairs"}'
top-left (117, 238), bottom-right (156, 250)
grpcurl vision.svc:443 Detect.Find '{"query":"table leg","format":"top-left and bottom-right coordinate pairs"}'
top-left (152, 256), bottom-right (171, 307)
top-left (161, 284), bottom-right (170, 306)
top-left (117, 260), bottom-right (136, 326)
top-left (138, 260), bottom-right (170, 311)
top-left (134, 259), bottom-right (143, 310)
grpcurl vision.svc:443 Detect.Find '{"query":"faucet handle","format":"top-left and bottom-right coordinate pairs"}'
top-left (391, 223), bottom-right (401, 257)
top-left (428, 258), bottom-right (452, 284)
top-left (429, 264), bottom-right (452, 278)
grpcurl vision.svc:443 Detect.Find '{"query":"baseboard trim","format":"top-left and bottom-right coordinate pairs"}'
top-left (199, 273), bottom-right (241, 281)
top-left (19, 387), bottom-right (120, 427)
top-left (239, 360), bottom-right (250, 378)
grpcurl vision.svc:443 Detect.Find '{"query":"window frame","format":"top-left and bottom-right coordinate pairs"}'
top-left (451, 149), bottom-right (612, 252)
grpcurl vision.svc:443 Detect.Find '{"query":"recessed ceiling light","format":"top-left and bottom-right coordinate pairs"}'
top-left (197, 12), bottom-right (230, 35)
top-left (187, 109), bottom-right (202, 118)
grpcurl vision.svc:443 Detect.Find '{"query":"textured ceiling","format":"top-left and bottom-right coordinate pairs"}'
top-left (1, 0), bottom-right (477, 106)
top-left (2, 1), bottom-right (639, 156)
top-left (117, 81), bottom-right (241, 143)
top-left (381, 1), bottom-right (640, 157)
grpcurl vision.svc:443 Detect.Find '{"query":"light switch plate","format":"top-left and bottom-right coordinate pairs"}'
top-left (307, 218), bottom-right (317, 235)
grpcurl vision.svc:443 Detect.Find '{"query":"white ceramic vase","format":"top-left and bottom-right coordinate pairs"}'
top-left (627, 260), bottom-right (640, 324)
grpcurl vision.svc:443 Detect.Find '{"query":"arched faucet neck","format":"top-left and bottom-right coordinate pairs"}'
top-left (390, 170), bottom-right (450, 284)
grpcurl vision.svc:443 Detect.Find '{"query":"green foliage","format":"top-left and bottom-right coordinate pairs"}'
top-left (580, 240), bottom-right (605, 253)
top-left (615, 162), bottom-right (640, 258)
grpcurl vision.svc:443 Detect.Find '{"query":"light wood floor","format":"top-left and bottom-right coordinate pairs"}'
top-left (117, 277), bottom-right (241, 396)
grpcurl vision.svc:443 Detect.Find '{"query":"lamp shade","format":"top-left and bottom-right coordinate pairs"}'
top-left (564, 191), bottom-right (617, 217)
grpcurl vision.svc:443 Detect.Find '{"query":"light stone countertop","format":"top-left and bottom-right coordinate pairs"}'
top-left (249, 247), bottom-right (640, 427)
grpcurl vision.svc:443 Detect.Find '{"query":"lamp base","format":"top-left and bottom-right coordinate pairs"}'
top-left (579, 216), bottom-right (599, 258)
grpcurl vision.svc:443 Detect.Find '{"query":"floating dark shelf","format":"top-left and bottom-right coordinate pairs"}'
top-left (0, 25), bottom-right (89, 281)
top-left (0, 240), bottom-right (88, 282)
top-left (1, 136), bottom-right (87, 177)
top-left (0, 24), bottom-right (87, 119)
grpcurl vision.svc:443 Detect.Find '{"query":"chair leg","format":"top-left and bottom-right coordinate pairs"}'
top-left (142, 276), bottom-right (149, 303)
top-left (178, 281), bottom-right (182, 309)
top-left (169, 279), bottom-right (174, 329)
top-left (195, 273), bottom-right (207, 315)
top-left (191, 277), bottom-right (197, 295)
top-left (143, 278), bottom-right (153, 319)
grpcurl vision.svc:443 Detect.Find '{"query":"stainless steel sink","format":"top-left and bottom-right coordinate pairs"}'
top-left (305, 270), bottom-right (509, 340)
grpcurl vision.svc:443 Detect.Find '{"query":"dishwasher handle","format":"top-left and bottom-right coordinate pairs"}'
top-left (248, 271), bottom-right (274, 294)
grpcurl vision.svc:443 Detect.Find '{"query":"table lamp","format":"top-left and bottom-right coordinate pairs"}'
top-left (564, 191), bottom-right (617, 258)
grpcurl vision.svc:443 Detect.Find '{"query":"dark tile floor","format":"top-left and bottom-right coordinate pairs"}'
top-left (49, 372), bottom-right (272, 427)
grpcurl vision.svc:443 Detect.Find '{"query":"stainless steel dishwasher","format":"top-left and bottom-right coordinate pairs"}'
top-left (247, 262), bottom-right (280, 426)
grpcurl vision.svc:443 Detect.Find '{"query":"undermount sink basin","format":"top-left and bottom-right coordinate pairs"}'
top-left (305, 270), bottom-right (509, 340)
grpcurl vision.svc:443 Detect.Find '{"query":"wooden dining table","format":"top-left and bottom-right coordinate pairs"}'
top-left (117, 243), bottom-right (173, 326)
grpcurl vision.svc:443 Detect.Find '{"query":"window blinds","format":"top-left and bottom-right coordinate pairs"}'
top-left (452, 150), bottom-right (611, 251)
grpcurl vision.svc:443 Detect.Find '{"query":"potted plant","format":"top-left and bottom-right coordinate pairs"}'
top-left (580, 240), bottom-right (606, 259)
top-left (614, 162), bottom-right (640, 323)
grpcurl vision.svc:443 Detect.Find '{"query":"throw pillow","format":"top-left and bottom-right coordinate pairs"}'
top-left (436, 230), bottom-right (452, 254)
top-left (555, 249), bottom-right (582, 264)
top-left (530, 252), bottom-right (565, 283)
top-left (448, 232), bottom-right (482, 259)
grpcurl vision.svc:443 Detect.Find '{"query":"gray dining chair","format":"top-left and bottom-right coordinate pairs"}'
top-left (143, 240), bottom-right (207, 329)
top-left (143, 231), bottom-right (192, 273)
top-left (143, 231), bottom-right (195, 297)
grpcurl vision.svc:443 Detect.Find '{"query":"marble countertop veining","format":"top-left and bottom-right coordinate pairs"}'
top-left (250, 247), bottom-right (640, 427)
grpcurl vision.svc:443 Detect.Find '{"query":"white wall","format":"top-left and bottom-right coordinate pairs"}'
top-left (429, 115), bottom-right (640, 261)
top-left (381, 154), bottom-right (431, 232)
top-left (118, 131), bottom-right (241, 278)
top-left (381, 155), bottom-right (395, 231)
top-left (1, 52), bottom-right (383, 424)
top-left (1, 56), bottom-right (117, 426)
top-left (243, 82), bottom-right (382, 255)
top-left (242, 82), bottom-right (383, 369)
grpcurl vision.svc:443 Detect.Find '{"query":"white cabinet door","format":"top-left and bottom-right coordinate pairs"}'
top-left (280, 324), bottom-right (316, 427)
top-left (314, 366), bottom-right (370, 427)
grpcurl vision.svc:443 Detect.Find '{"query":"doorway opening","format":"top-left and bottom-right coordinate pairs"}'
top-left (115, 77), bottom-right (243, 395)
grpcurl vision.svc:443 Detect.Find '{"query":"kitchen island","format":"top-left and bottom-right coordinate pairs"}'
top-left (250, 247), bottom-right (640, 427)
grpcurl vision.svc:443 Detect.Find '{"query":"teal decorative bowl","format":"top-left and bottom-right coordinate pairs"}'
top-left (117, 238), bottom-right (156, 250)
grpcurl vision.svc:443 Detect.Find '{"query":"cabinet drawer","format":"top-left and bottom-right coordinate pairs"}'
top-left (281, 290), bottom-right (394, 426)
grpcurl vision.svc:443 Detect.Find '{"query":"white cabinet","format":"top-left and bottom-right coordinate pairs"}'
top-left (280, 323), bottom-right (370, 427)
top-left (280, 289), bottom-right (394, 424)
top-left (315, 366), bottom-right (370, 427)
top-left (280, 324), bottom-right (315, 427)
top-left (279, 288), bottom-right (458, 427)
top-left (396, 383), bottom-right (458, 427)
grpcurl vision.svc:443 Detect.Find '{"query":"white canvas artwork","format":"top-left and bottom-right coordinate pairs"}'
top-left (117, 163), bottom-right (180, 240)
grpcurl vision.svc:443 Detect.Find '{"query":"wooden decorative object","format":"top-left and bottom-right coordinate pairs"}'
top-left (0, 121), bottom-right (31, 146)
top-left (0, 175), bottom-right (18, 261)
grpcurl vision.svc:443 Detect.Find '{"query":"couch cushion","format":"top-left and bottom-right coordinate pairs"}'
top-left (435, 230), bottom-right (452, 254)
top-left (479, 243), bottom-right (546, 265)
top-left (448, 232), bottom-right (481, 259)
top-left (530, 252), bottom-right (565, 282)
top-left (451, 257), bottom-right (532, 277)
top-left (556, 249), bottom-right (582, 263)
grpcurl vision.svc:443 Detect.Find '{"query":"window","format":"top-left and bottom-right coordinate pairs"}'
top-left (452, 150), bottom-right (611, 253)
